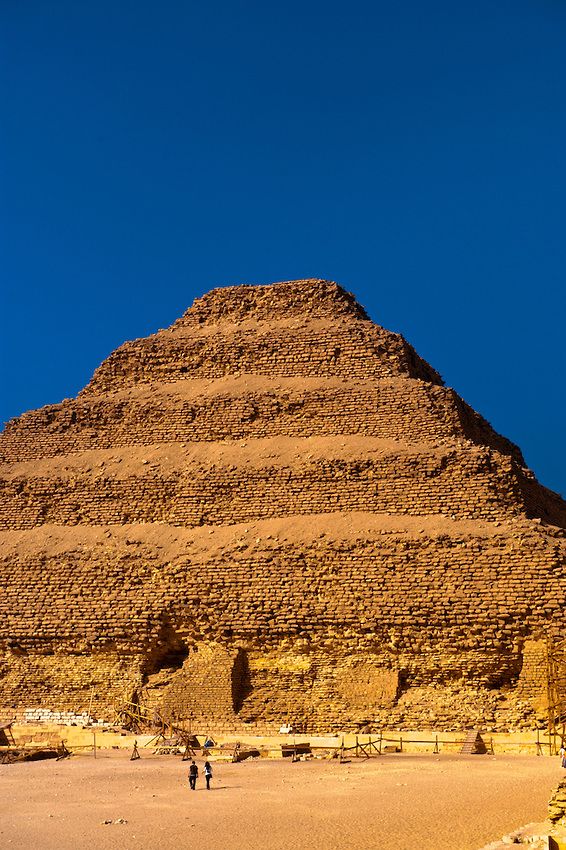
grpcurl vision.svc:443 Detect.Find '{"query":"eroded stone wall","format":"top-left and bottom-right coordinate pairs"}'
top-left (83, 321), bottom-right (442, 395)
top-left (0, 446), bottom-right (536, 530)
top-left (1, 515), bottom-right (564, 729)
top-left (0, 379), bottom-right (523, 464)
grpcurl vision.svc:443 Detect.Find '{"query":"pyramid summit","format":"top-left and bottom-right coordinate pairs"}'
top-left (174, 278), bottom-right (373, 324)
top-left (81, 278), bottom-right (443, 395)
top-left (0, 278), bottom-right (565, 732)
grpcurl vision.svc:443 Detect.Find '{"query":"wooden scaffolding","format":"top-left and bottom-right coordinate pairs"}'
top-left (547, 636), bottom-right (566, 755)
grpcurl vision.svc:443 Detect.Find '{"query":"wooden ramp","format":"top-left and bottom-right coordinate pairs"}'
top-left (460, 730), bottom-right (487, 755)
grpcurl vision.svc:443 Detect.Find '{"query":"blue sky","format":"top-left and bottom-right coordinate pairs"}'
top-left (1, 1), bottom-right (565, 496)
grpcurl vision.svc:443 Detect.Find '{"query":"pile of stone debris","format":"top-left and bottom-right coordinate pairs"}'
top-left (23, 708), bottom-right (107, 726)
top-left (478, 779), bottom-right (566, 849)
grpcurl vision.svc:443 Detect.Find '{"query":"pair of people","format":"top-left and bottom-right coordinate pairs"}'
top-left (188, 760), bottom-right (212, 790)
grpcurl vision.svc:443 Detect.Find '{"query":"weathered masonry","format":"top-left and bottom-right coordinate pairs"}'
top-left (0, 279), bottom-right (564, 732)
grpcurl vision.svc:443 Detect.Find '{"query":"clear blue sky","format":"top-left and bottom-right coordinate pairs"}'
top-left (1, 1), bottom-right (565, 497)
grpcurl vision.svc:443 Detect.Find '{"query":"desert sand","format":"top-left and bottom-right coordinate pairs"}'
top-left (1, 752), bottom-right (562, 850)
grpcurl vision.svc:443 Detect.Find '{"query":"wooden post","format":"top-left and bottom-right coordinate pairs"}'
top-left (355, 735), bottom-right (358, 758)
top-left (399, 735), bottom-right (403, 753)
top-left (88, 686), bottom-right (95, 722)
top-left (93, 729), bottom-right (97, 759)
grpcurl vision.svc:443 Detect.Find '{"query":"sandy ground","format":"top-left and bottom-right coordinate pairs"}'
top-left (0, 752), bottom-right (562, 850)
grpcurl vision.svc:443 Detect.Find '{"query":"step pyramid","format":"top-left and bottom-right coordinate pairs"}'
top-left (0, 279), bottom-right (564, 732)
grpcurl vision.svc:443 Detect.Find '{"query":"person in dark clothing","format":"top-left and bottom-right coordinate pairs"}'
top-left (188, 760), bottom-right (198, 790)
top-left (203, 760), bottom-right (212, 790)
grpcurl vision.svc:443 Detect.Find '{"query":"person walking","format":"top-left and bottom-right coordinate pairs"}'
top-left (204, 760), bottom-right (213, 790)
top-left (188, 759), bottom-right (198, 790)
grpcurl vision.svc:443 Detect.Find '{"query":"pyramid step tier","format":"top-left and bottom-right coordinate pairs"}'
top-left (1, 511), bottom-right (563, 729)
top-left (1, 439), bottom-right (562, 529)
top-left (0, 377), bottom-right (523, 464)
top-left (0, 512), bottom-right (563, 666)
top-left (80, 320), bottom-right (442, 395)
